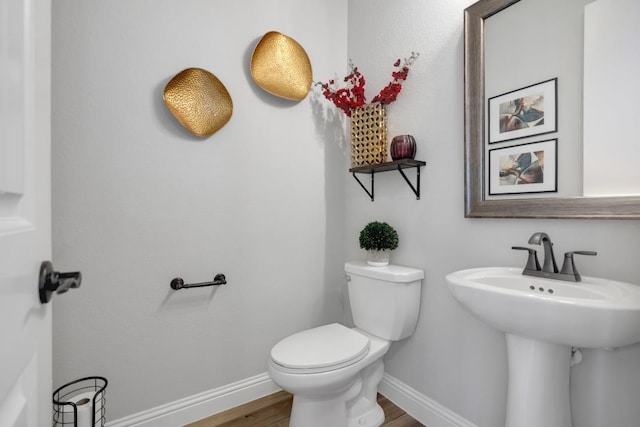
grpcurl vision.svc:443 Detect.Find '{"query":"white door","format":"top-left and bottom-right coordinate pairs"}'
top-left (0, 0), bottom-right (53, 426)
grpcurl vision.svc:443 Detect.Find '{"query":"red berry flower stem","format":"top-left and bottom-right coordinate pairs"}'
top-left (315, 52), bottom-right (419, 117)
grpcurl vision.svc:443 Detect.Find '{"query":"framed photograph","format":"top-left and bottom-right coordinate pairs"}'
top-left (488, 78), bottom-right (557, 143)
top-left (488, 139), bottom-right (557, 195)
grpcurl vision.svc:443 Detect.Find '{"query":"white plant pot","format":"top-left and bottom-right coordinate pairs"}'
top-left (366, 249), bottom-right (390, 266)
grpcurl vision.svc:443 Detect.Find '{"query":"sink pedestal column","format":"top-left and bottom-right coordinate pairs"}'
top-left (505, 334), bottom-right (572, 427)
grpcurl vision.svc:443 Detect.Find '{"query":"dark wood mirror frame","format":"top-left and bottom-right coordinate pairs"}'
top-left (464, 0), bottom-right (640, 219)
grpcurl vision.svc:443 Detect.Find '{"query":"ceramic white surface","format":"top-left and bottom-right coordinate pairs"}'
top-left (346, 261), bottom-right (423, 341)
top-left (446, 266), bottom-right (640, 348)
top-left (446, 266), bottom-right (640, 427)
top-left (267, 263), bottom-right (424, 427)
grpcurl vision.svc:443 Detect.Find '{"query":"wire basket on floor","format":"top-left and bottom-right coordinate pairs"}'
top-left (53, 376), bottom-right (107, 427)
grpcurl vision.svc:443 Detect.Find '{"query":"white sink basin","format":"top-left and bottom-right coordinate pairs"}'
top-left (446, 267), bottom-right (640, 427)
top-left (446, 266), bottom-right (640, 348)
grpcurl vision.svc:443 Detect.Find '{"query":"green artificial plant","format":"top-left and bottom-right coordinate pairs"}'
top-left (359, 221), bottom-right (399, 251)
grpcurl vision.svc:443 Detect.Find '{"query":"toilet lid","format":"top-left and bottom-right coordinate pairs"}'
top-left (271, 323), bottom-right (370, 373)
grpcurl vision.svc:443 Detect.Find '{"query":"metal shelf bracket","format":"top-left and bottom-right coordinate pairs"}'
top-left (351, 172), bottom-right (375, 201)
top-left (349, 159), bottom-right (426, 202)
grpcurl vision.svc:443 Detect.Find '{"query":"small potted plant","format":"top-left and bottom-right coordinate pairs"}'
top-left (359, 221), bottom-right (399, 266)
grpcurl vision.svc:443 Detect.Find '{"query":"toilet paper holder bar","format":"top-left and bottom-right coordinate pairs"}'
top-left (170, 273), bottom-right (227, 290)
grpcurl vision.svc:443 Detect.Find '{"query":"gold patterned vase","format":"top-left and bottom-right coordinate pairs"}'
top-left (350, 103), bottom-right (388, 166)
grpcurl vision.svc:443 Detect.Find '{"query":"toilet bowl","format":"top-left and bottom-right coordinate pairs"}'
top-left (268, 262), bottom-right (424, 427)
top-left (269, 324), bottom-right (390, 427)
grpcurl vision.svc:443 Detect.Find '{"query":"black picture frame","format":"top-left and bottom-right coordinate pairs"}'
top-left (488, 138), bottom-right (558, 195)
top-left (488, 78), bottom-right (558, 144)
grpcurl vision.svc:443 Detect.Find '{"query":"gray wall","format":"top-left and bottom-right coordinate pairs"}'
top-left (52, 0), bottom-right (640, 426)
top-left (51, 0), bottom-right (348, 420)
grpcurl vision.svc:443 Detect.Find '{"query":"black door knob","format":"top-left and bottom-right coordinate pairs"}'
top-left (39, 261), bottom-right (82, 304)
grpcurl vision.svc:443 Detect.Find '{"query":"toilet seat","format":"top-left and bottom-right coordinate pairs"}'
top-left (270, 323), bottom-right (370, 374)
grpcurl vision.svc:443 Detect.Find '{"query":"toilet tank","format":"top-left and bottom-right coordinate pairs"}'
top-left (345, 261), bottom-right (424, 341)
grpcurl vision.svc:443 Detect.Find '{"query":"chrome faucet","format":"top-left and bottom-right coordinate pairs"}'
top-left (512, 232), bottom-right (597, 282)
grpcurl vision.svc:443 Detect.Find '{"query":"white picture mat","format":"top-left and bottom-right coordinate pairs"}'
top-left (489, 139), bottom-right (557, 195)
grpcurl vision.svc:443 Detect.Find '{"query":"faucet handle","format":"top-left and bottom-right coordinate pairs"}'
top-left (512, 246), bottom-right (541, 271)
top-left (560, 251), bottom-right (597, 281)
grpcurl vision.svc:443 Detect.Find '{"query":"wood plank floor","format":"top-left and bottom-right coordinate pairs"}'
top-left (185, 391), bottom-right (424, 427)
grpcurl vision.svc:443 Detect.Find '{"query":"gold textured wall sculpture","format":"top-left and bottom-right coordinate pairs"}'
top-left (350, 103), bottom-right (388, 166)
top-left (250, 31), bottom-right (313, 101)
top-left (163, 68), bottom-right (233, 137)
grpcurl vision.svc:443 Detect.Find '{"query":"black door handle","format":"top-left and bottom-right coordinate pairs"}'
top-left (39, 261), bottom-right (82, 304)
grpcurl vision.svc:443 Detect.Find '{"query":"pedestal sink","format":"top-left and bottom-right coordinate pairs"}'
top-left (446, 267), bottom-right (640, 427)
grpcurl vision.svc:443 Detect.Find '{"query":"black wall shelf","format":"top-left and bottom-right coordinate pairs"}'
top-left (349, 159), bottom-right (426, 201)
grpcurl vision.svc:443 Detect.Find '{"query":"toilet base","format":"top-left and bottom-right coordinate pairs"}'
top-left (289, 391), bottom-right (386, 427)
top-left (347, 359), bottom-right (385, 427)
top-left (290, 394), bottom-right (348, 427)
top-left (348, 402), bottom-right (385, 427)
top-left (288, 359), bottom-right (386, 427)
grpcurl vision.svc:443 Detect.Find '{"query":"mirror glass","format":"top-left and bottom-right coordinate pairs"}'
top-left (464, 0), bottom-right (640, 218)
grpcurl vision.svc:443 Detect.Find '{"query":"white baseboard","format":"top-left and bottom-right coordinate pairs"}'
top-left (106, 373), bottom-right (280, 427)
top-left (106, 371), bottom-right (475, 427)
top-left (379, 373), bottom-right (478, 427)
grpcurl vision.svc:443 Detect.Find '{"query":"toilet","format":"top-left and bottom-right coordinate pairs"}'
top-left (268, 261), bottom-right (424, 427)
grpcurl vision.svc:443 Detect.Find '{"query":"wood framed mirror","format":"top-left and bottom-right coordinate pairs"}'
top-left (464, 0), bottom-right (640, 219)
